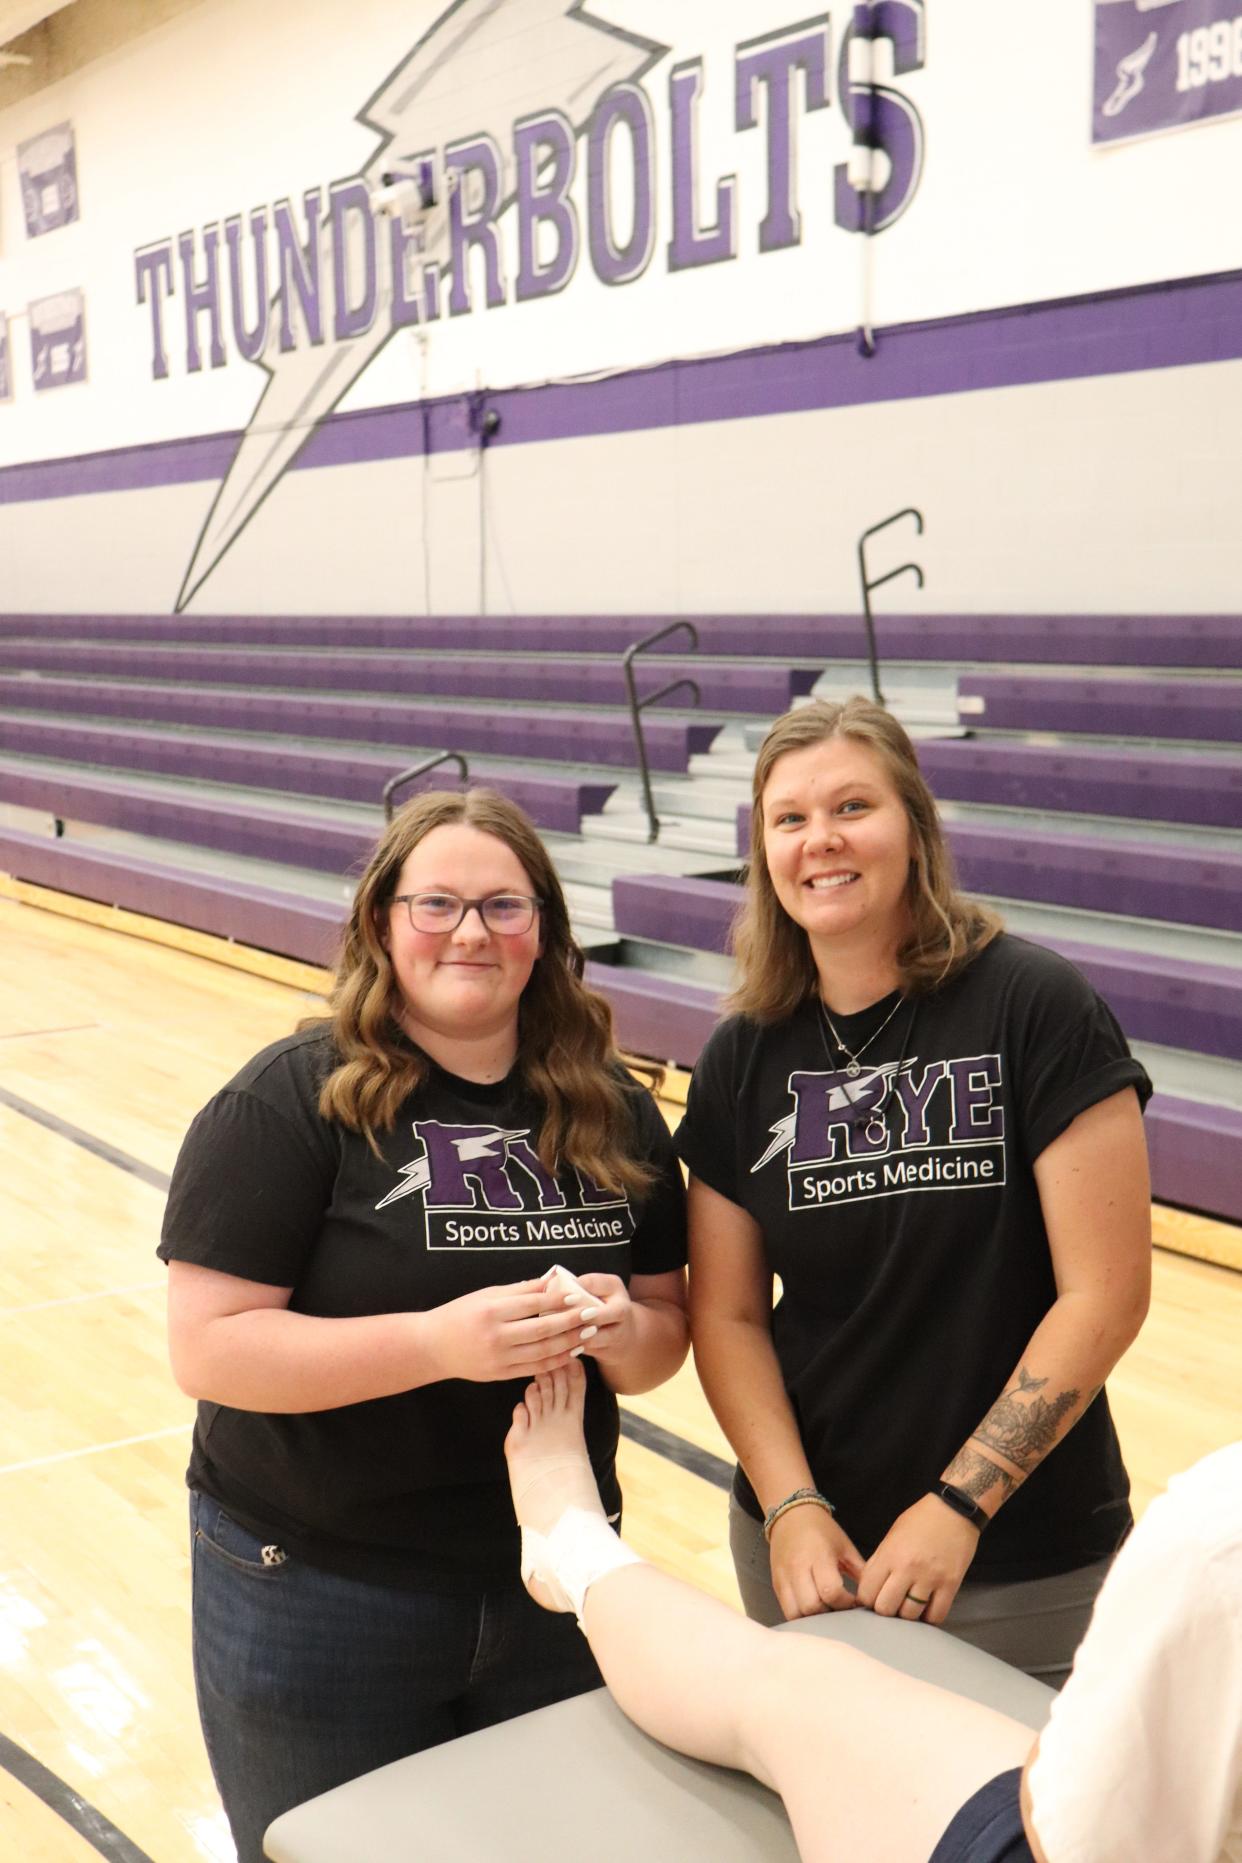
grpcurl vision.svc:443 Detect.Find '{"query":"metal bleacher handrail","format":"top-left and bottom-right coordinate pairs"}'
top-left (382, 751), bottom-right (469, 822)
top-left (622, 620), bottom-right (701, 843)
top-left (857, 507), bottom-right (925, 706)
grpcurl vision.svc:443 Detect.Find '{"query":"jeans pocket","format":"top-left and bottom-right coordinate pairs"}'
top-left (193, 1492), bottom-right (292, 1579)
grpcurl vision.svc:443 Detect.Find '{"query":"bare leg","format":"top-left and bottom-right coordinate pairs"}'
top-left (505, 1365), bottom-right (1034, 1863)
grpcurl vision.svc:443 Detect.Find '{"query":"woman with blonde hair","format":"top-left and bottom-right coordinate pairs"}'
top-left (677, 698), bottom-right (1152, 1684)
top-left (159, 788), bottom-right (688, 1863)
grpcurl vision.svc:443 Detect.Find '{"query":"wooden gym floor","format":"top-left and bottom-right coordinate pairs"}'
top-left (0, 883), bottom-right (1238, 1862)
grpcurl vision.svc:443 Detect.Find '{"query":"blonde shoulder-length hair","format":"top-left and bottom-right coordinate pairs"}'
top-left (730, 697), bottom-right (1000, 1023)
top-left (312, 788), bottom-right (655, 1197)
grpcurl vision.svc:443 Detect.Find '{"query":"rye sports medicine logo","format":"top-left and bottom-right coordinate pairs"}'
top-left (377, 1119), bottom-right (633, 1250)
top-left (130, 0), bottom-right (926, 611)
top-left (752, 1054), bottom-right (1007, 1211)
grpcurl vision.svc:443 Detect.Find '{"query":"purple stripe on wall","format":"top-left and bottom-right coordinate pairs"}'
top-left (2, 268), bottom-right (1242, 507)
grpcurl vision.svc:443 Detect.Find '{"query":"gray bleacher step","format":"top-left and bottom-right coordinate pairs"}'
top-left (935, 800), bottom-right (1241, 856)
top-left (46, 818), bottom-right (358, 903)
top-left (561, 880), bottom-right (615, 931)
top-left (608, 937), bottom-right (735, 987)
top-left (553, 825), bottom-right (728, 881)
top-left (741, 716), bottom-right (967, 751)
top-left (987, 899), bottom-right (1242, 973)
top-left (689, 751), bottom-right (757, 780)
top-left (810, 664), bottom-right (959, 726)
top-left (588, 813), bottom-right (740, 858)
top-left (1129, 1042), bottom-right (1242, 1113)
top-left (649, 781), bottom-right (749, 824)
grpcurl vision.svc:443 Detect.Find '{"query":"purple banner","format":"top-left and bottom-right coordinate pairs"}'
top-left (1094, 0), bottom-right (1242, 143)
top-left (0, 315), bottom-right (12, 403)
top-left (17, 121), bottom-right (80, 236)
top-left (29, 291), bottom-right (88, 392)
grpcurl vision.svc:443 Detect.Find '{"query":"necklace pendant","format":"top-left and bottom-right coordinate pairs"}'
top-left (845, 1061), bottom-right (861, 1078)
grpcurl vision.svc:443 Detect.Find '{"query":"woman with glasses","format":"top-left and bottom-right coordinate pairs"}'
top-left (158, 788), bottom-right (688, 1863)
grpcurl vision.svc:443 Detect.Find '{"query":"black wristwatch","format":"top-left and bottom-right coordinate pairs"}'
top-left (929, 1480), bottom-right (990, 1533)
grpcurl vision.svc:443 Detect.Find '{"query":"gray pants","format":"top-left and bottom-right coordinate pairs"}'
top-left (729, 1495), bottom-right (1113, 1690)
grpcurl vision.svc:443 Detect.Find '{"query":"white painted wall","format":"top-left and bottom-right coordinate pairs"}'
top-left (1, 0), bottom-right (1240, 614)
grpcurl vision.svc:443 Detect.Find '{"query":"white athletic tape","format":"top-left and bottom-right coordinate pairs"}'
top-left (520, 1506), bottom-right (644, 1622)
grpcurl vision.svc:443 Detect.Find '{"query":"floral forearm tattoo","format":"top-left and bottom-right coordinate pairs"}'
top-left (970, 1364), bottom-right (1082, 1476)
top-left (942, 1443), bottom-right (1017, 1506)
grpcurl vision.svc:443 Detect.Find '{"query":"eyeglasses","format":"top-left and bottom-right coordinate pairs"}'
top-left (390, 891), bottom-right (542, 936)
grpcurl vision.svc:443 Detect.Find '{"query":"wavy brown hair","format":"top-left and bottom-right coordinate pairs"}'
top-left (730, 698), bottom-right (1000, 1022)
top-left (313, 788), bottom-right (655, 1196)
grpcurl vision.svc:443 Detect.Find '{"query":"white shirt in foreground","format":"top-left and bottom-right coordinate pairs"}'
top-left (1029, 1440), bottom-right (1242, 1863)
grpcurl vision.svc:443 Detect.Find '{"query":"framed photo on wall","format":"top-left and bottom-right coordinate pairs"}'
top-left (0, 314), bottom-right (12, 401)
top-left (17, 121), bottom-right (80, 236)
top-left (29, 290), bottom-right (88, 390)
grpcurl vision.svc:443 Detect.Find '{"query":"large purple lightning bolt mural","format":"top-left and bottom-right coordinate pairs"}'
top-left (175, 0), bottom-right (667, 612)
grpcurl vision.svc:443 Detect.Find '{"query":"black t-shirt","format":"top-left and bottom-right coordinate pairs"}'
top-left (158, 1026), bottom-right (687, 1590)
top-left (675, 934), bottom-right (1152, 1582)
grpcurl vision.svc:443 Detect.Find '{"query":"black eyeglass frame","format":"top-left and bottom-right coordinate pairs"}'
top-left (389, 891), bottom-right (544, 936)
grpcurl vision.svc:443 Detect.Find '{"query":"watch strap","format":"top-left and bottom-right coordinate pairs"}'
top-left (930, 1480), bottom-right (990, 1532)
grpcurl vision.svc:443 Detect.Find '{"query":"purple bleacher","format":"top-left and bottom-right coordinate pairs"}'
top-left (611, 874), bottom-right (1242, 1060)
top-left (1144, 1095), bottom-right (1242, 1223)
top-left (3, 611), bottom-right (1242, 666)
top-left (916, 738), bottom-right (1242, 830)
top-left (959, 674), bottom-right (1242, 742)
top-left (0, 725), bottom-right (615, 834)
top-left (948, 822), bottom-right (1242, 931)
top-left (0, 765), bottom-right (378, 875)
top-left (584, 962), bottom-right (721, 1066)
top-left (614, 876), bottom-right (738, 956)
top-left (733, 805), bottom-right (1242, 933)
top-left (0, 677), bottom-right (719, 771)
top-left (0, 642), bottom-right (816, 715)
top-left (0, 827), bottom-right (344, 966)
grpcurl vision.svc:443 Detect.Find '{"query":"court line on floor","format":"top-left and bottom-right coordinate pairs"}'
top-left (0, 1022), bottom-right (102, 1041)
top-left (620, 1409), bottom-right (733, 1490)
top-left (0, 1424), bottom-right (189, 1480)
top-left (0, 1088), bottom-right (171, 1191)
top-left (0, 1279), bottom-right (165, 1317)
top-left (0, 1095), bottom-right (177, 1860)
top-left (0, 1728), bottom-right (156, 1863)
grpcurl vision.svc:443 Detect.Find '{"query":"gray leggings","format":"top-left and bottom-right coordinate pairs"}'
top-left (729, 1495), bottom-right (1113, 1690)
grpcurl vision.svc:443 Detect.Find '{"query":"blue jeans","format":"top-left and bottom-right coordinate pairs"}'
top-left (190, 1491), bottom-right (602, 1863)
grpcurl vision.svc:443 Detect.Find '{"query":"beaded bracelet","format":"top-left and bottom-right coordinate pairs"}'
top-left (762, 1486), bottom-right (836, 1543)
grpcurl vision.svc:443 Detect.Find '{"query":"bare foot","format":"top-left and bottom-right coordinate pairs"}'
top-left (505, 1360), bottom-right (606, 1610)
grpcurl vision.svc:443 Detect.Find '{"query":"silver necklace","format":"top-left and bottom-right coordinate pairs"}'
top-left (818, 994), bottom-right (904, 1078)
top-left (815, 996), bottom-right (918, 1146)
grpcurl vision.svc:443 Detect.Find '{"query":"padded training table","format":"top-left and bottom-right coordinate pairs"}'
top-left (264, 1609), bottom-right (1056, 1862)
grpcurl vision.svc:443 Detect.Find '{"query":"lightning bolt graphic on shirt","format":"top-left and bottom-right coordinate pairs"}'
top-left (750, 1061), bottom-right (909, 1173)
top-left (375, 1125), bottom-right (528, 1207)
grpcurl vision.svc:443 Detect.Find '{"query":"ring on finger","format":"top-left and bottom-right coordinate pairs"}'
top-left (904, 1591), bottom-right (930, 1606)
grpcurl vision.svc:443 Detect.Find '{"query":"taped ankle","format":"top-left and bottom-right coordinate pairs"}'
top-left (520, 1506), bottom-right (644, 1621)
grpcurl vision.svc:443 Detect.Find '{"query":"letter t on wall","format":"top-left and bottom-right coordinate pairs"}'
top-left (134, 242), bottom-right (175, 380)
top-left (735, 18), bottom-right (832, 252)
